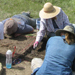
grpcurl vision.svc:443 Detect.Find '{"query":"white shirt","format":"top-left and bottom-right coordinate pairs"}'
top-left (35, 7), bottom-right (71, 43)
top-left (0, 22), bottom-right (4, 39)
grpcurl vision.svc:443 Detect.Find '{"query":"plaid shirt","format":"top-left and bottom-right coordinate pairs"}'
top-left (35, 7), bottom-right (71, 42)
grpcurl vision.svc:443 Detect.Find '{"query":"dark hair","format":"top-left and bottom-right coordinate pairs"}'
top-left (65, 32), bottom-right (75, 45)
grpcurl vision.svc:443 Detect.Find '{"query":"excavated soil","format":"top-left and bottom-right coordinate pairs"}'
top-left (0, 31), bottom-right (48, 75)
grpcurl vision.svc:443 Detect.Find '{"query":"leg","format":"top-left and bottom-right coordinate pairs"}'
top-left (20, 12), bottom-right (40, 28)
top-left (21, 11), bottom-right (30, 17)
top-left (17, 14), bottom-right (36, 27)
top-left (31, 58), bottom-right (43, 72)
top-left (12, 13), bottom-right (40, 28)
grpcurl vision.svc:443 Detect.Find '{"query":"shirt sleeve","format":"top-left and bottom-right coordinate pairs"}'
top-left (62, 10), bottom-right (70, 26)
top-left (35, 19), bottom-right (46, 43)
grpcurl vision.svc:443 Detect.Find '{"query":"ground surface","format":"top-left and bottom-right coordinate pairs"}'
top-left (0, 30), bottom-right (75, 75)
top-left (0, 30), bottom-right (47, 75)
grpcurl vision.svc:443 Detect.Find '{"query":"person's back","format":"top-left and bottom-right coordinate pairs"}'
top-left (35, 36), bottom-right (75, 75)
top-left (31, 25), bottom-right (75, 75)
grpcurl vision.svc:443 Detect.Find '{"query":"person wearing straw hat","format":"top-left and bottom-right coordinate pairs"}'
top-left (31, 25), bottom-right (75, 75)
top-left (33, 2), bottom-right (72, 49)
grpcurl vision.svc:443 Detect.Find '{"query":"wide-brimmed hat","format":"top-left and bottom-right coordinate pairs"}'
top-left (39, 2), bottom-right (60, 19)
top-left (56, 25), bottom-right (75, 36)
top-left (4, 18), bottom-right (18, 35)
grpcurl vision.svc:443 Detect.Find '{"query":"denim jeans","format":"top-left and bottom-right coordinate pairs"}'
top-left (12, 12), bottom-right (38, 28)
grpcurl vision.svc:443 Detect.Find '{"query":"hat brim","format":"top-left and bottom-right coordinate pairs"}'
top-left (39, 6), bottom-right (60, 19)
top-left (4, 27), bottom-right (12, 35)
top-left (56, 29), bottom-right (75, 36)
top-left (4, 27), bottom-right (7, 34)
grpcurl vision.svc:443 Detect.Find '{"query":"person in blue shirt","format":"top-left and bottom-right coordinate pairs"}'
top-left (31, 25), bottom-right (75, 75)
top-left (3, 12), bottom-right (37, 37)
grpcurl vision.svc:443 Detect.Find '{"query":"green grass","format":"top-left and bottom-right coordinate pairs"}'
top-left (0, 0), bottom-right (75, 23)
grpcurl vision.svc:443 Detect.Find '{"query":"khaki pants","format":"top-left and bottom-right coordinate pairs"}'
top-left (31, 58), bottom-right (43, 72)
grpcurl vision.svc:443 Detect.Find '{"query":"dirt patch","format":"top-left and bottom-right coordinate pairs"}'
top-left (0, 35), bottom-right (36, 57)
top-left (0, 31), bottom-right (48, 75)
top-left (1, 33), bottom-right (75, 75)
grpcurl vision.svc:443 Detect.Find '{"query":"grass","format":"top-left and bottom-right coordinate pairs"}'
top-left (0, 0), bottom-right (75, 23)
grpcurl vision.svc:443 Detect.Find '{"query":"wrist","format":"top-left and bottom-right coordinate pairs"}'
top-left (35, 41), bottom-right (39, 44)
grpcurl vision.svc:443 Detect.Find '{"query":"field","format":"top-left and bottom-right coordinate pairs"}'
top-left (0, 0), bottom-right (75, 75)
top-left (0, 0), bottom-right (75, 23)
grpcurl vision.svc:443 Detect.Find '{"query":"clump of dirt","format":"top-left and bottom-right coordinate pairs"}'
top-left (0, 33), bottom-right (48, 75)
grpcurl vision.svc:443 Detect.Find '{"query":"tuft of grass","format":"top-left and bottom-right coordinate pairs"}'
top-left (0, 0), bottom-right (75, 23)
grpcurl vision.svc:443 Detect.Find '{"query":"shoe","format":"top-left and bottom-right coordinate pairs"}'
top-left (21, 11), bottom-right (30, 15)
top-left (31, 58), bottom-right (43, 72)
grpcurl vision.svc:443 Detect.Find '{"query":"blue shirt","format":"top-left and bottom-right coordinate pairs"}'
top-left (2, 15), bottom-right (33, 34)
top-left (32, 36), bottom-right (75, 75)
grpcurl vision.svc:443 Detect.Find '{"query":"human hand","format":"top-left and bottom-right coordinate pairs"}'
top-left (33, 41), bottom-right (39, 49)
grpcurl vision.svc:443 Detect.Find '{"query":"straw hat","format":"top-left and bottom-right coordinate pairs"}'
top-left (4, 18), bottom-right (18, 35)
top-left (39, 2), bottom-right (60, 19)
top-left (56, 25), bottom-right (75, 36)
